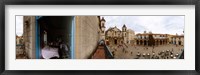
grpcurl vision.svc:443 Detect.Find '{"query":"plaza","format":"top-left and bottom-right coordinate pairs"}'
top-left (108, 44), bottom-right (184, 59)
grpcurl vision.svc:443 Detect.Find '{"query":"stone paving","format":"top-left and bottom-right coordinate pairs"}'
top-left (108, 44), bottom-right (184, 59)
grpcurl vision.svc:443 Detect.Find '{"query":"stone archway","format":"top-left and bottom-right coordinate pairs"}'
top-left (137, 40), bottom-right (139, 45)
top-left (160, 40), bottom-right (162, 45)
top-left (144, 40), bottom-right (147, 46)
top-left (114, 39), bottom-right (117, 45)
top-left (179, 41), bottom-right (181, 45)
top-left (140, 40), bottom-right (143, 45)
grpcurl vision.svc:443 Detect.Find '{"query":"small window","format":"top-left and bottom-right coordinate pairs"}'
top-left (102, 23), bottom-right (104, 27)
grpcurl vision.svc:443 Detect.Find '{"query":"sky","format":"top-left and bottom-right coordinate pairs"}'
top-left (100, 16), bottom-right (184, 35)
top-left (16, 16), bottom-right (23, 36)
top-left (16, 16), bottom-right (184, 36)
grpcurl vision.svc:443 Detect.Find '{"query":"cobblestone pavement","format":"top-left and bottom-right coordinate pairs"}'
top-left (108, 44), bottom-right (184, 59)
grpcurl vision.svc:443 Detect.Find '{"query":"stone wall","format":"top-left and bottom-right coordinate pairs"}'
top-left (75, 16), bottom-right (100, 59)
top-left (23, 16), bottom-right (36, 59)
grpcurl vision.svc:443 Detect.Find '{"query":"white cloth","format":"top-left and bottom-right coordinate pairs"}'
top-left (42, 46), bottom-right (59, 59)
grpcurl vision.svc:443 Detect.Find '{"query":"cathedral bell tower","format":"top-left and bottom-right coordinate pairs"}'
top-left (122, 24), bottom-right (127, 44)
top-left (100, 17), bottom-right (106, 40)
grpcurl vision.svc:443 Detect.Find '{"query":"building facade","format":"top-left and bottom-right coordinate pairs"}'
top-left (16, 35), bottom-right (23, 45)
top-left (127, 29), bottom-right (135, 45)
top-left (135, 31), bottom-right (184, 46)
top-left (105, 24), bottom-right (135, 45)
top-left (135, 31), bottom-right (168, 46)
top-left (171, 34), bottom-right (184, 46)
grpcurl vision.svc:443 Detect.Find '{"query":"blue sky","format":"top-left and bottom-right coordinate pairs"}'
top-left (101, 16), bottom-right (184, 35)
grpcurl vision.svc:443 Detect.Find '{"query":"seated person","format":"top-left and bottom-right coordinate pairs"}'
top-left (59, 41), bottom-right (70, 59)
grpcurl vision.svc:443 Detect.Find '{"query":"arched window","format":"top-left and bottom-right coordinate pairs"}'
top-left (102, 23), bottom-right (104, 27)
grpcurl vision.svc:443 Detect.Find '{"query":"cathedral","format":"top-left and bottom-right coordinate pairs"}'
top-left (99, 17), bottom-right (184, 47)
top-left (99, 17), bottom-right (135, 45)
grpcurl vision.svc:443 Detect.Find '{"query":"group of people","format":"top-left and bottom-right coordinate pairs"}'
top-left (109, 43), bottom-right (184, 59)
top-left (136, 48), bottom-right (184, 59)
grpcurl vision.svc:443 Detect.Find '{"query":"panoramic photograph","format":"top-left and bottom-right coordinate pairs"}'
top-left (74, 16), bottom-right (184, 59)
top-left (16, 16), bottom-right (184, 59)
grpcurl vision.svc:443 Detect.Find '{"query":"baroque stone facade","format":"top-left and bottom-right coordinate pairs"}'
top-left (105, 24), bottom-right (135, 45)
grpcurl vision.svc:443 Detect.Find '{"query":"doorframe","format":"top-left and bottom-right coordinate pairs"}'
top-left (35, 16), bottom-right (41, 59)
top-left (71, 16), bottom-right (75, 59)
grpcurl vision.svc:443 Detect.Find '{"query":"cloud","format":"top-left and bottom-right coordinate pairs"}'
top-left (16, 16), bottom-right (23, 36)
top-left (101, 16), bottom-right (184, 35)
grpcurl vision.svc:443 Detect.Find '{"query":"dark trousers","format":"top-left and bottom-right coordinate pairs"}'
top-left (58, 48), bottom-right (63, 59)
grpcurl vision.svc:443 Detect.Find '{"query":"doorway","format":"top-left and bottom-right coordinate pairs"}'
top-left (114, 39), bottom-right (117, 45)
top-left (179, 41), bottom-right (181, 45)
top-left (36, 16), bottom-right (73, 59)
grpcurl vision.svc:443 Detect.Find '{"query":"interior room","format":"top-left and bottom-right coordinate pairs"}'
top-left (37, 16), bottom-right (73, 59)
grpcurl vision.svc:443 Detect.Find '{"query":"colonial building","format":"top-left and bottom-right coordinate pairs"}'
top-left (16, 35), bottom-right (23, 45)
top-left (135, 31), bottom-right (168, 46)
top-left (127, 29), bottom-right (135, 45)
top-left (171, 34), bottom-right (184, 46)
top-left (105, 24), bottom-right (135, 45)
top-left (135, 31), bottom-right (184, 46)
